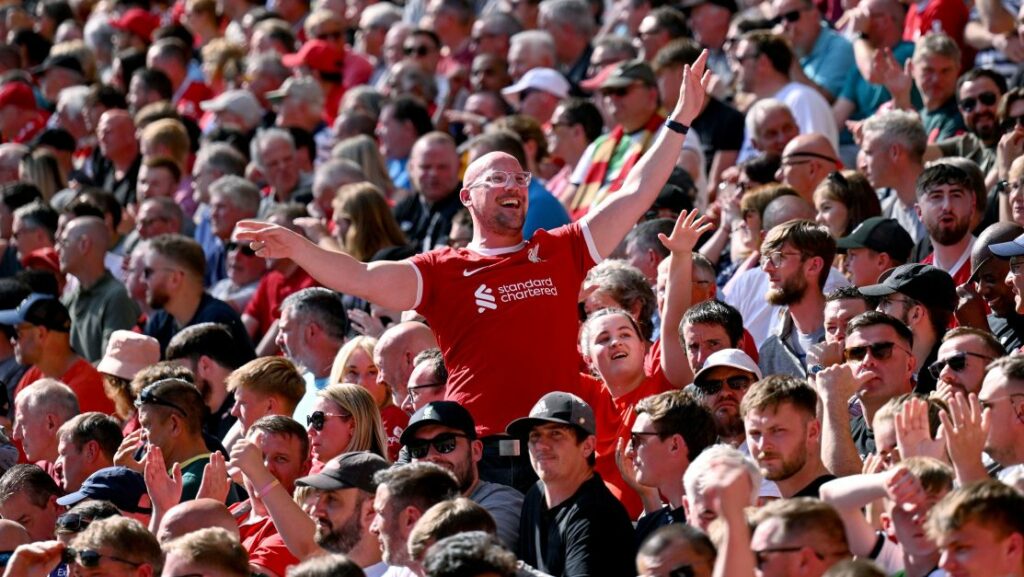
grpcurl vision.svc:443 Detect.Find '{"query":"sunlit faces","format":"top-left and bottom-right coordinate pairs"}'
top-left (0, 490), bottom-right (60, 542)
top-left (526, 423), bottom-right (595, 483)
top-left (911, 53), bottom-right (959, 105)
top-left (259, 137), bottom-right (300, 195)
top-left (461, 155), bottom-right (528, 236)
top-left (843, 324), bottom-right (915, 404)
top-left (814, 189), bottom-right (849, 239)
top-left (957, 77), bottom-right (1002, 144)
top-left (977, 367), bottom-right (1024, 465)
top-left (823, 297), bottom-right (868, 345)
top-left (972, 256), bottom-right (1015, 318)
top-left (254, 430), bottom-right (309, 494)
top-left (682, 322), bottom-right (733, 373)
top-left (54, 434), bottom-right (90, 492)
top-left (858, 131), bottom-right (896, 190)
top-left (307, 397), bottom-right (355, 463)
top-left (229, 386), bottom-right (273, 432)
top-left (843, 247), bottom-right (888, 287)
top-left (751, 108), bottom-right (799, 157)
top-left (770, 0), bottom-right (818, 56)
top-left (340, 347), bottom-right (386, 405)
top-left (936, 520), bottom-right (1024, 577)
top-left (12, 397), bottom-right (51, 462)
top-left (141, 251), bottom-right (182, 310)
top-left (884, 489), bottom-right (946, 557)
top-left (761, 244), bottom-right (811, 306)
top-left (313, 486), bottom-right (369, 554)
top-left (369, 484), bottom-right (411, 566)
top-left (694, 366), bottom-right (752, 440)
top-left (584, 312), bottom-right (646, 384)
top-left (916, 184), bottom-right (974, 247)
top-left (933, 335), bottom-right (993, 396)
top-left (410, 140), bottom-right (460, 204)
top-left (600, 81), bottom-right (659, 132)
top-left (744, 402), bottom-right (816, 483)
top-left (407, 423), bottom-right (479, 492)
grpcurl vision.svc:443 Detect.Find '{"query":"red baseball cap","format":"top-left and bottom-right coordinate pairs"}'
top-left (0, 82), bottom-right (37, 110)
top-left (282, 40), bottom-right (344, 74)
top-left (110, 8), bottom-right (161, 42)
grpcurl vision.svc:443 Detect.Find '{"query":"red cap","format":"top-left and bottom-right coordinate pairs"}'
top-left (580, 61), bottom-right (622, 92)
top-left (0, 83), bottom-right (37, 110)
top-left (110, 8), bottom-right (161, 42)
top-left (282, 40), bottom-right (344, 74)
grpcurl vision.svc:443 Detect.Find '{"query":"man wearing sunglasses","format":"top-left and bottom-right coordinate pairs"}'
top-left (932, 327), bottom-right (1005, 402)
top-left (817, 311), bottom-right (916, 476)
top-left (401, 402), bottom-right (523, 550)
top-left (769, 0), bottom-right (852, 104)
top-left (691, 349), bottom-right (761, 448)
top-left (930, 69), bottom-right (1007, 174)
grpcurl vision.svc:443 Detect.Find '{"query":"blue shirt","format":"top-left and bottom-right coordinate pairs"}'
top-left (840, 41), bottom-right (921, 121)
top-left (293, 371), bottom-right (331, 427)
top-left (802, 24), bottom-right (854, 99)
top-left (387, 157), bottom-right (410, 191)
top-left (524, 180), bottom-right (570, 240)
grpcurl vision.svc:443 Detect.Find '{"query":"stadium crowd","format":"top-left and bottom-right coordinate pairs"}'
top-left (1, 0), bottom-right (1024, 574)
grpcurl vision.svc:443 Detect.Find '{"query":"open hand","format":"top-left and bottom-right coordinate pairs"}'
top-left (234, 220), bottom-right (303, 260)
top-left (670, 50), bottom-right (711, 127)
top-left (658, 209), bottom-right (715, 254)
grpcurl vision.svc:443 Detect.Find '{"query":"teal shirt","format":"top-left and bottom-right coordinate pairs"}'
top-left (840, 41), bottom-right (922, 121)
top-left (801, 24), bottom-right (855, 99)
top-left (921, 97), bottom-right (966, 142)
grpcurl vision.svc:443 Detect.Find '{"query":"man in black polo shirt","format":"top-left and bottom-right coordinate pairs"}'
top-left (506, 392), bottom-right (636, 577)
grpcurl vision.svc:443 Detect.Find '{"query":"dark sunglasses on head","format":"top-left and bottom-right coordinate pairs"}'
top-left (56, 513), bottom-right (93, 533)
top-left (134, 383), bottom-right (188, 416)
top-left (694, 375), bottom-right (753, 396)
top-left (63, 548), bottom-right (142, 569)
top-left (407, 432), bottom-right (467, 459)
top-left (771, 8), bottom-right (802, 25)
top-left (306, 410), bottom-right (352, 431)
top-left (960, 91), bottom-right (998, 112)
top-left (225, 241), bottom-right (256, 256)
top-left (404, 45), bottom-right (432, 57)
top-left (928, 351), bottom-right (995, 379)
top-left (844, 341), bottom-right (905, 363)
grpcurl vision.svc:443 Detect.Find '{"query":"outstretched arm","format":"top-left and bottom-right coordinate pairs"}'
top-left (235, 221), bottom-right (419, 312)
top-left (819, 472), bottom-right (888, 557)
top-left (584, 51), bottom-right (711, 258)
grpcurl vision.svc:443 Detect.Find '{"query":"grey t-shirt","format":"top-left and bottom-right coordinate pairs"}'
top-left (470, 480), bottom-right (524, 551)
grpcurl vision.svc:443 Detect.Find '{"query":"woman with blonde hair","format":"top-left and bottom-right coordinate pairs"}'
top-left (332, 182), bottom-right (407, 261)
top-left (307, 383), bottom-right (388, 472)
top-left (19, 149), bottom-right (66, 202)
top-left (329, 336), bottom-right (408, 460)
top-left (331, 135), bottom-right (399, 201)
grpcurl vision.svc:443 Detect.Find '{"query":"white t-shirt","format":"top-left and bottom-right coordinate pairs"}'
top-left (738, 82), bottom-right (839, 162)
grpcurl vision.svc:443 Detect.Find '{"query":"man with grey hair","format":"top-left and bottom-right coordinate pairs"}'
top-left (393, 132), bottom-right (463, 252)
top-left (538, 0), bottom-right (595, 92)
top-left (302, 158), bottom-right (365, 245)
top-left (279, 287), bottom-right (350, 423)
top-left (251, 128), bottom-right (312, 216)
top-left (471, 12), bottom-right (522, 58)
top-left (206, 175), bottom-right (261, 285)
top-left (58, 216), bottom-right (140, 362)
top-left (358, 2), bottom-right (405, 84)
top-left (245, 52), bottom-right (291, 110)
top-left (508, 30), bottom-right (557, 81)
top-left (744, 99), bottom-right (800, 159)
top-left (13, 378), bottom-right (79, 466)
top-left (135, 197), bottom-right (184, 240)
top-left (52, 85), bottom-right (92, 154)
top-left (683, 443), bottom-right (762, 533)
top-left (0, 144), bottom-right (27, 184)
top-left (859, 109), bottom-right (928, 243)
top-left (268, 77), bottom-right (332, 165)
top-left (192, 143), bottom-right (248, 266)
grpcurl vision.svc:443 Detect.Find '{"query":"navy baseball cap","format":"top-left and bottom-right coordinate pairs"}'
top-left (0, 293), bottom-right (71, 332)
top-left (57, 467), bottom-right (152, 514)
top-left (990, 232), bottom-right (1024, 259)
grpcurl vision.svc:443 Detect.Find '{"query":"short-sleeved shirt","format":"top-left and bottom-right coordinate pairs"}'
top-left (635, 505), bottom-right (686, 547)
top-left (16, 359), bottom-right (113, 415)
top-left (518, 473), bottom-right (637, 577)
top-left (380, 404), bottom-right (409, 462)
top-left (408, 222), bottom-right (600, 437)
top-left (920, 97), bottom-right (966, 143)
top-left (230, 500), bottom-right (301, 577)
top-left (802, 24), bottom-right (855, 99)
top-left (144, 293), bottom-right (256, 357)
top-left (63, 271), bottom-right (141, 363)
top-left (470, 480), bottom-right (525, 552)
top-left (840, 41), bottom-right (917, 121)
top-left (242, 268), bottom-right (318, 338)
top-left (691, 98), bottom-right (745, 174)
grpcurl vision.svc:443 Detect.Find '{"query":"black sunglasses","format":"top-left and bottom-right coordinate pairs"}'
top-left (771, 8), bottom-right (802, 25)
top-left (928, 351), bottom-right (995, 379)
top-left (960, 91), bottom-right (998, 113)
top-left (404, 45), bottom-right (433, 57)
top-left (134, 383), bottom-right (188, 416)
top-left (1002, 114), bottom-right (1024, 132)
top-left (225, 241), bottom-right (256, 256)
top-left (306, 410), bottom-right (352, 431)
top-left (316, 31), bottom-right (343, 41)
top-left (844, 341), bottom-right (907, 362)
top-left (694, 375), bottom-right (753, 396)
top-left (601, 84), bottom-right (635, 98)
top-left (407, 432), bottom-right (467, 459)
top-left (56, 513), bottom-right (93, 533)
top-left (64, 548), bottom-right (143, 569)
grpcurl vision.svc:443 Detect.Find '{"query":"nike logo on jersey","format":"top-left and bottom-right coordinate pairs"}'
top-left (463, 263), bottom-right (502, 277)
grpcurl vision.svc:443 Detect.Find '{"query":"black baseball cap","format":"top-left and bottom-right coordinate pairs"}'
top-left (506, 392), bottom-right (596, 438)
top-left (400, 401), bottom-right (477, 446)
top-left (57, 467), bottom-right (152, 514)
top-left (294, 451), bottom-right (389, 492)
top-left (680, 0), bottom-right (739, 14)
top-left (836, 217), bottom-right (914, 263)
top-left (31, 54), bottom-right (84, 77)
top-left (0, 293), bottom-right (71, 332)
top-left (859, 263), bottom-right (957, 312)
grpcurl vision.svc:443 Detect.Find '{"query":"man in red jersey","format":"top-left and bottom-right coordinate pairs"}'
top-left (238, 51), bottom-right (711, 491)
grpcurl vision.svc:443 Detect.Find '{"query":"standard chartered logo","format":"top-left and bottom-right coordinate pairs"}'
top-left (475, 284), bottom-right (497, 313)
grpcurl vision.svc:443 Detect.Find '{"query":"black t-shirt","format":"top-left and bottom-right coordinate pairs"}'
top-left (518, 473), bottom-right (637, 577)
top-left (635, 505), bottom-right (687, 547)
top-left (989, 313), bottom-right (1024, 352)
top-left (914, 344), bottom-right (940, 396)
top-left (144, 293), bottom-right (256, 357)
top-left (393, 191), bottom-right (463, 253)
top-left (206, 392), bottom-right (238, 442)
top-left (792, 474), bottom-right (837, 499)
top-left (851, 414), bottom-right (877, 458)
top-left (691, 98), bottom-right (745, 173)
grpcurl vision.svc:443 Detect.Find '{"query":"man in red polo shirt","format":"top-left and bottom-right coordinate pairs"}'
top-left (0, 82), bottom-right (46, 145)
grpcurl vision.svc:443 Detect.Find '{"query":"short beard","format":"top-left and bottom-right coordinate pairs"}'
top-left (761, 448), bottom-right (808, 482)
top-left (930, 217), bottom-right (970, 246)
top-left (766, 274), bottom-right (808, 306)
top-left (315, 494), bottom-right (366, 554)
top-left (715, 413), bottom-right (745, 440)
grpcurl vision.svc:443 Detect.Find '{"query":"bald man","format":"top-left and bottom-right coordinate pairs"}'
top-left (374, 321), bottom-right (438, 407)
top-left (157, 498), bottom-right (240, 544)
top-left (775, 134), bottom-right (841, 202)
top-left (95, 110), bottom-right (142, 207)
top-left (58, 216), bottom-right (141, 362)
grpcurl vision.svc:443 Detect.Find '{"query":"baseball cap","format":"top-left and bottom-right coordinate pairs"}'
top-left (266, 77), bottom-right (324, 106)
top-left (506, 392), bottom-right (595, 438)
top-left (500, 68), bottom-right (570, 104)
top-left (31, 54), bottom-right (84, 77)
top-left (295, 451), bottom-right (389, 492)
top-left (96, 330), bottom-right (161, 381)
top-left (282, 40), bottom-right (344, 74)
top-left (0, 82), bottom-right (37, 111)
top-left (836, 217), bottom-right (914, 263)
top-left (200, 89), bottom-right (265, 127)
top-left (57, 467), bottom-right (152, 514)
top-left (989, 231), bottom-right (1024, 259)
top-left (679, 0), bottom-right (739, 14)
top-left (0, 293), bottom-right (71, 332)
top-left (859, 263), bottom-right (957, 312)
top-left (109, 8), bottom-right (161, 42)
top-left (400, 401), bottom-right (477, 446)
top-left (597, 59), bottom-right (657, 90)
top-left (30, 128), bottom-right (76, 153)
top-left (692, 348), bottom-right (762, 384)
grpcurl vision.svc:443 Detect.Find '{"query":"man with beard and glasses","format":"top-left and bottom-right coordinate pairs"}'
top-left (816, 311), bottom-right (916, 476)
top-left (691, 349), bottom-right (761, 449)
top-left (400, 402), bottom-right (523, 550)
top-left (861, 263), bottom-right (957, 394)
top-left (741, 374), bottom-right (834, 498)
top-left (914, 163), bottom-right (978, 285)
top-left (929, 69), bottom-right (1007, 178)
top-left (757, 220), bottom-right (837, 379)
top-left (141, 233), bottom-right (253, 356)
top-left (230, 447), bottom-right (392, 576)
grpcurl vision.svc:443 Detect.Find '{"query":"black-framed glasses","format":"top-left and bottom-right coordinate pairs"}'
top-left (407, 382), bottom-right (445, 401)
top-left (404, 45), bottom-right (433, 57)
top-left (56, 513), bottom-right (93, 533)
top-left (135, 383), bottom-right (188, 416)
top-left (306, 410), bottom-right (352, 431)
top-left (67, 548), bottom-right (143, 569)
top-left (960, 91), bottom-right (998, 112)
top-left (225, 241), bottom-right (256, 256)
top-left (627, 431), bottom-right (661, 449)
top-left (844, 341), bottom-right (910, 363)
top-left (927, 351), bottom-right (995, 379)
top-left (407, 432), bottom-right (467, 459)
top-left (770, 8), bottom-right (802, 25)
top-left (142, 266), bottom-right (180, 279)
top-left (694, 375), bottom-right (753, 396)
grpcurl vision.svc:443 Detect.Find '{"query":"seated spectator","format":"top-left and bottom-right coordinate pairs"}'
top-left (885, 33), bottom-right (965, 143)
top-left (635, 524), bottom-right (717, 577)
top-left (775, 134), bottom-right (842, 203)
top-left (205, 175), bottom-right (262, 286)
top-left (402, 348), bottom-right (449, 414)
top-left (969, 223), bottom-right (1024, 350)
top-left (0, 464), bottom-right (63, 541)
top-left (134, 197), bottom-right (185, 242)
top-left (372, 322), bottom-right (438, 416)
top-left (56, 466), bottom-right (153, 524)
top-left (53, 499), bottom-right (121, 545)
top-left (13, 378), bottom-right (78, 472)
top-left (836, 218), bottom-right (914, 287)
top-left (96, 330), bottom-right (161, 425)
top-left (279, 288), bottom-right (350, 424)
top-left (812, 171), bottom-right (882, 241)
top-left (11, 201), bottom-right (58, 268)
top-left (932, 327), bottom-right (1005, 401)
top-left (70, 517), bottom-right (163, 576)
top-left (859, 110), bottom-right (928, 244)
top-left (226, 356), bottom-right (306, 436)
top-left (156, 498), bottom-right (240, 543)
top-left (305, 384), bottom-right (388, 472)
top-left (210, 229), bottom-right (266, 314)
top-left (53, 412), bottom-right (122, 493)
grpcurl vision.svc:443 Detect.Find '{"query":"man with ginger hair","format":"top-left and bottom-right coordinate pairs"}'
top-left (226, 356), bottom-right (306, 436)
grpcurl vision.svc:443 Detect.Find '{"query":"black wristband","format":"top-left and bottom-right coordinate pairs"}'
top-left (665, 119), bottom-right (690, 135)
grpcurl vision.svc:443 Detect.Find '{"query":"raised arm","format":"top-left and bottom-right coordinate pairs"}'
top-left (819, 471), bottom-right (888, 557)
top-left (816, 364), bottom-right (872, 477)
top-left (583, 50), bottom-right (711, 258)
top-left (235, 220), bottom-right (419, 312)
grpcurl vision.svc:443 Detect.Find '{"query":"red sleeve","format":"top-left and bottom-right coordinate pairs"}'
top-left (243, 274), bottom-right (275, 336)
top-left (248, 533), bottom-right (299, 577)
top-left (64, 361), bottom-right (116, 415)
